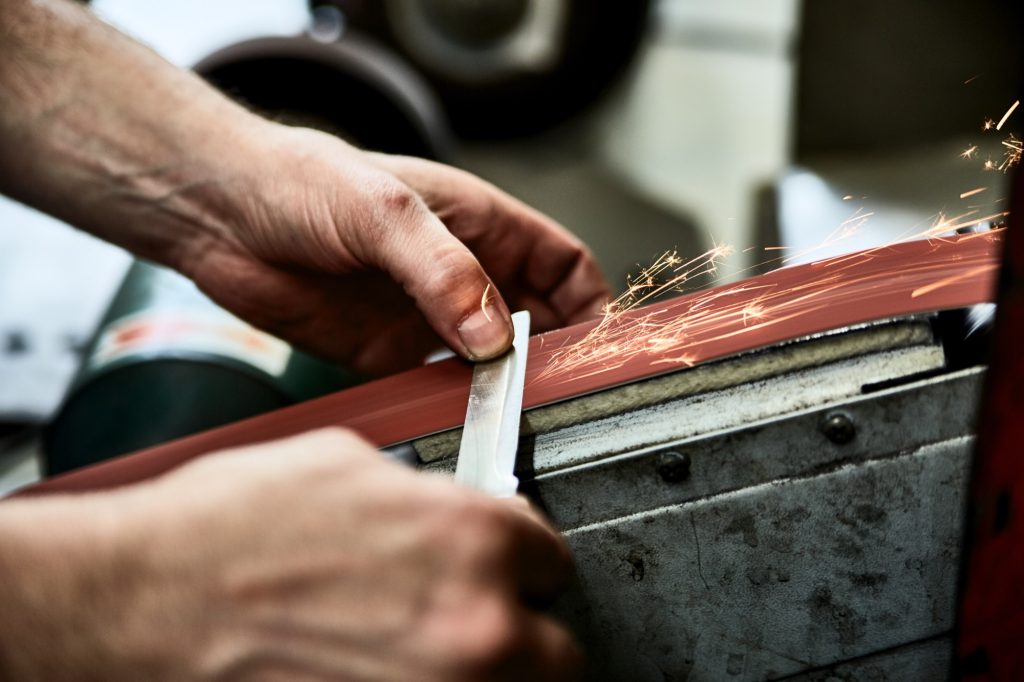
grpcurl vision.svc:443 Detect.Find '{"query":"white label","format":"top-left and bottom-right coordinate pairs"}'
top-left (90, 310), bottom-right (291, 377)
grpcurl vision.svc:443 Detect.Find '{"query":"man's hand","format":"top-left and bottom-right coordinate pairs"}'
top-left (0, 429), bottom-right (582, 681)
top-left (0, 0), bottom-right (610, 377)
top-left (177, 126), bottom-right (609, 375)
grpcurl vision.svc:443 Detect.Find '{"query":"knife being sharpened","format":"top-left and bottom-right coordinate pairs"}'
top-left (454, 310), bottom-right (530, 497)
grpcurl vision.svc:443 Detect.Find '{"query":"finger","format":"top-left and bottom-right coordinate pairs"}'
top-left (347, 308), bottom-right (441, 375)
top-left (358, 179), bottom-right (514, 361)
top-left (366, 154), bottom-right (610, 329)
top-left (498, 502), bottom-right (575, 607)
top-left (505, 611), bottom-right (584, 682)
top-left (522, 226), bottom-right (609, 325)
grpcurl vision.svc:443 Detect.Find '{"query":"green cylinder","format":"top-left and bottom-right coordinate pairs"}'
top-left (45, 261), bottom-right (358, 475)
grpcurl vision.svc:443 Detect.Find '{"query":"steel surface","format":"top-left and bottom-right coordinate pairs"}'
top-left (18, 233), bottom-right (1001, 495)
top-left (454, 311), bottom-right (530, 496)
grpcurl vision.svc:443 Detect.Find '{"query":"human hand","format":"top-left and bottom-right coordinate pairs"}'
top-left (177, 124), bottom-right (610, 376)
top-left (0, 429), bottom-right (581, 681)
top-left (0, 0), bottom-right (608, 377)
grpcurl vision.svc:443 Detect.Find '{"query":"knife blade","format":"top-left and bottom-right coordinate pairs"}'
top-left (454, 310), bottom-right (531, 497)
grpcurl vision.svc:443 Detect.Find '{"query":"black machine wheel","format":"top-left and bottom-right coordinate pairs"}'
top-left (195, 33), bottom-right (453, 160)
top-left (319, 0), bottom-right (652, 138)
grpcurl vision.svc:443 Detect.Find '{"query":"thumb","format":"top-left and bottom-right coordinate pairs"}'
top-left (366, 185), bottom-right (514, 361)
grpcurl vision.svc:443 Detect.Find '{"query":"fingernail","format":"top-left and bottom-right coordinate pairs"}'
top-left (458, 306), bottom-right (512, 360)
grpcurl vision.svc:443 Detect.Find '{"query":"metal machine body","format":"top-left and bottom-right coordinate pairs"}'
top-left (421, 316), bottom-right (977, 680)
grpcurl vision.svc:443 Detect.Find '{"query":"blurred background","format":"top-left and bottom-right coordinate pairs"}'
top-left (2, 0), bottom-right (1022, 486)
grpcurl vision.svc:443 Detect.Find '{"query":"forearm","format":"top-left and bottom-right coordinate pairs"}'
top-left (0, 0), bottom-right (268, 268)
top-left (0, 496), bottom-right (135, 679)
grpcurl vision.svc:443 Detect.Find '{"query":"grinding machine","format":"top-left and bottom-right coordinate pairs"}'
top-left (18, 5), bottom-right (1024, 679)
top-left (23, 219), bottom-right (1020, 679)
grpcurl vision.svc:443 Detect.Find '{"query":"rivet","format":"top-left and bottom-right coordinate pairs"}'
top-left (656, 451), bottom-right (691, 483)
top-left (822, 412), bottom-right (856, 445)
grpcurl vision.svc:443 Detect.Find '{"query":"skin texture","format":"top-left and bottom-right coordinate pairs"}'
top-left (0, 0), bottom-right (609, 375)
top-left (0, 430), bottom-right (583, 681)
top-left (179, 133), bottom-right (609, 375)
top-left (0, 0), bottom-right (608, 678)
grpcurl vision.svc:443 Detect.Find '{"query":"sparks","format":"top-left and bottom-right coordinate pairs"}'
top-left (911, 264), bottom-right (999, 298)
top-left (998, 134), bottom-right (1022, 172)
top-left (996, 100), bottom-right (1020, 131)
top-left (533, 88), bottom-right (1015, 387)
top-left (480, 283), bottom-right (493, 322)
top-left (534, 244), bottom-right (737, 382)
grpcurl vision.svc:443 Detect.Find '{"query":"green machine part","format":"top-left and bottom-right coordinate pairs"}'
top-left (45, 261), bottom-right (359, 475)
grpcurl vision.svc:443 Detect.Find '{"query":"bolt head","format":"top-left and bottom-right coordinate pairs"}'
top-left (822, 412), bottom-right (856, 444)
top-left (656, 451), bottom-right (691, 483)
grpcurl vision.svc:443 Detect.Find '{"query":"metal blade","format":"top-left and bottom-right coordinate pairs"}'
top-left (454, 310), bottom-right (530, 497)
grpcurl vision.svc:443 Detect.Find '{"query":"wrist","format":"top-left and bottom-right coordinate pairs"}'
top-left (0, 494), bottom-right (151, 680)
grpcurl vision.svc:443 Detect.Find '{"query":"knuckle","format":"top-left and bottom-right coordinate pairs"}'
top-left (371, 179), bottom-right (420, 218)
top-left (352, 177), bottom-right (422, 256)
top-left (451, 600), bottom-right (521, 673)
top-left (418, 246), bottom-right (480, 303)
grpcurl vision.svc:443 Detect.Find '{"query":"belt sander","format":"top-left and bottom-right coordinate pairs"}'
top-left (15, 227), bottom-right (1017, 679)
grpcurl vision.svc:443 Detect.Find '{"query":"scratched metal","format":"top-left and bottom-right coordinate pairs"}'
top-left (551, 370), bottom-right (979, 680)
top-left (779, 637), bottom-right (951, 680)
top-left (454, 311), bottom-right (530, 496)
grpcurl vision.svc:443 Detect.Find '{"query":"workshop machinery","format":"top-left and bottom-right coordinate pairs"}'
top-left (22, 230), bottom-right (1008, 680)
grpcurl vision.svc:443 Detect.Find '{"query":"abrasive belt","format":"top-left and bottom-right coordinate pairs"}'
top-left (19, 233), bottom-right (1002, 496)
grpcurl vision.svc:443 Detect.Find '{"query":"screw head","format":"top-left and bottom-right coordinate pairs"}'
top-left (655, 451), bottom-right (691, 483)
top-left (822, 412), bottom-right (856, 445)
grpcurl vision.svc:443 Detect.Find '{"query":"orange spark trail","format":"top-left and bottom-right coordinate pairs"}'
top-left (537, 221), bottom-right (1007, 385)
top-left (999, 134), bottom-right (1022, 172)
top-left (480, 283), bottom-right (493, 322)
top-left (911, 264), bottom-right (999, 298)
top-left (996, 100), bottom-right (1020, 131)
top-left (535, 89), bottom-right (1017, 388)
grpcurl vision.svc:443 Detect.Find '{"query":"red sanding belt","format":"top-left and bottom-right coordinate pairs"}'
top-left (20, 232), bottom-right (1002, 496)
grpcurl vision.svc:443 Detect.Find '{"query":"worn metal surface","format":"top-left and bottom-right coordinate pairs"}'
top-left (417, 318), bottom-right (980, 678)
top-left (416, 319), bottom-right (938, 464)
top-left (423, 319), bottom-right (945, 477)
top-left (534, 369), bottom-right (979, 533)
top-left (425, 316), bottom-right (978, 680)
top-left (779, 637), bottom-right (951, 681)
top-left (555, 408), bottom-right (974, 680)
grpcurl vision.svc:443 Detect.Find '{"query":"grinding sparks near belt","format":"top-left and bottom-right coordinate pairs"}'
top-left (480, 283), bottom-right (493, 322)
top-left (996, 100), bottom-right (1020, 131)
top-left (535, 94), bottom-right (1018, 386)
top-left (999, 134), bottom-right (1023, 173)
top-left (536, 217), bottom-right (1008, 385)
top-left (972, 101), bottom-right (1021, 174)
top-left (534, 244), bottom-right (734, 383)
